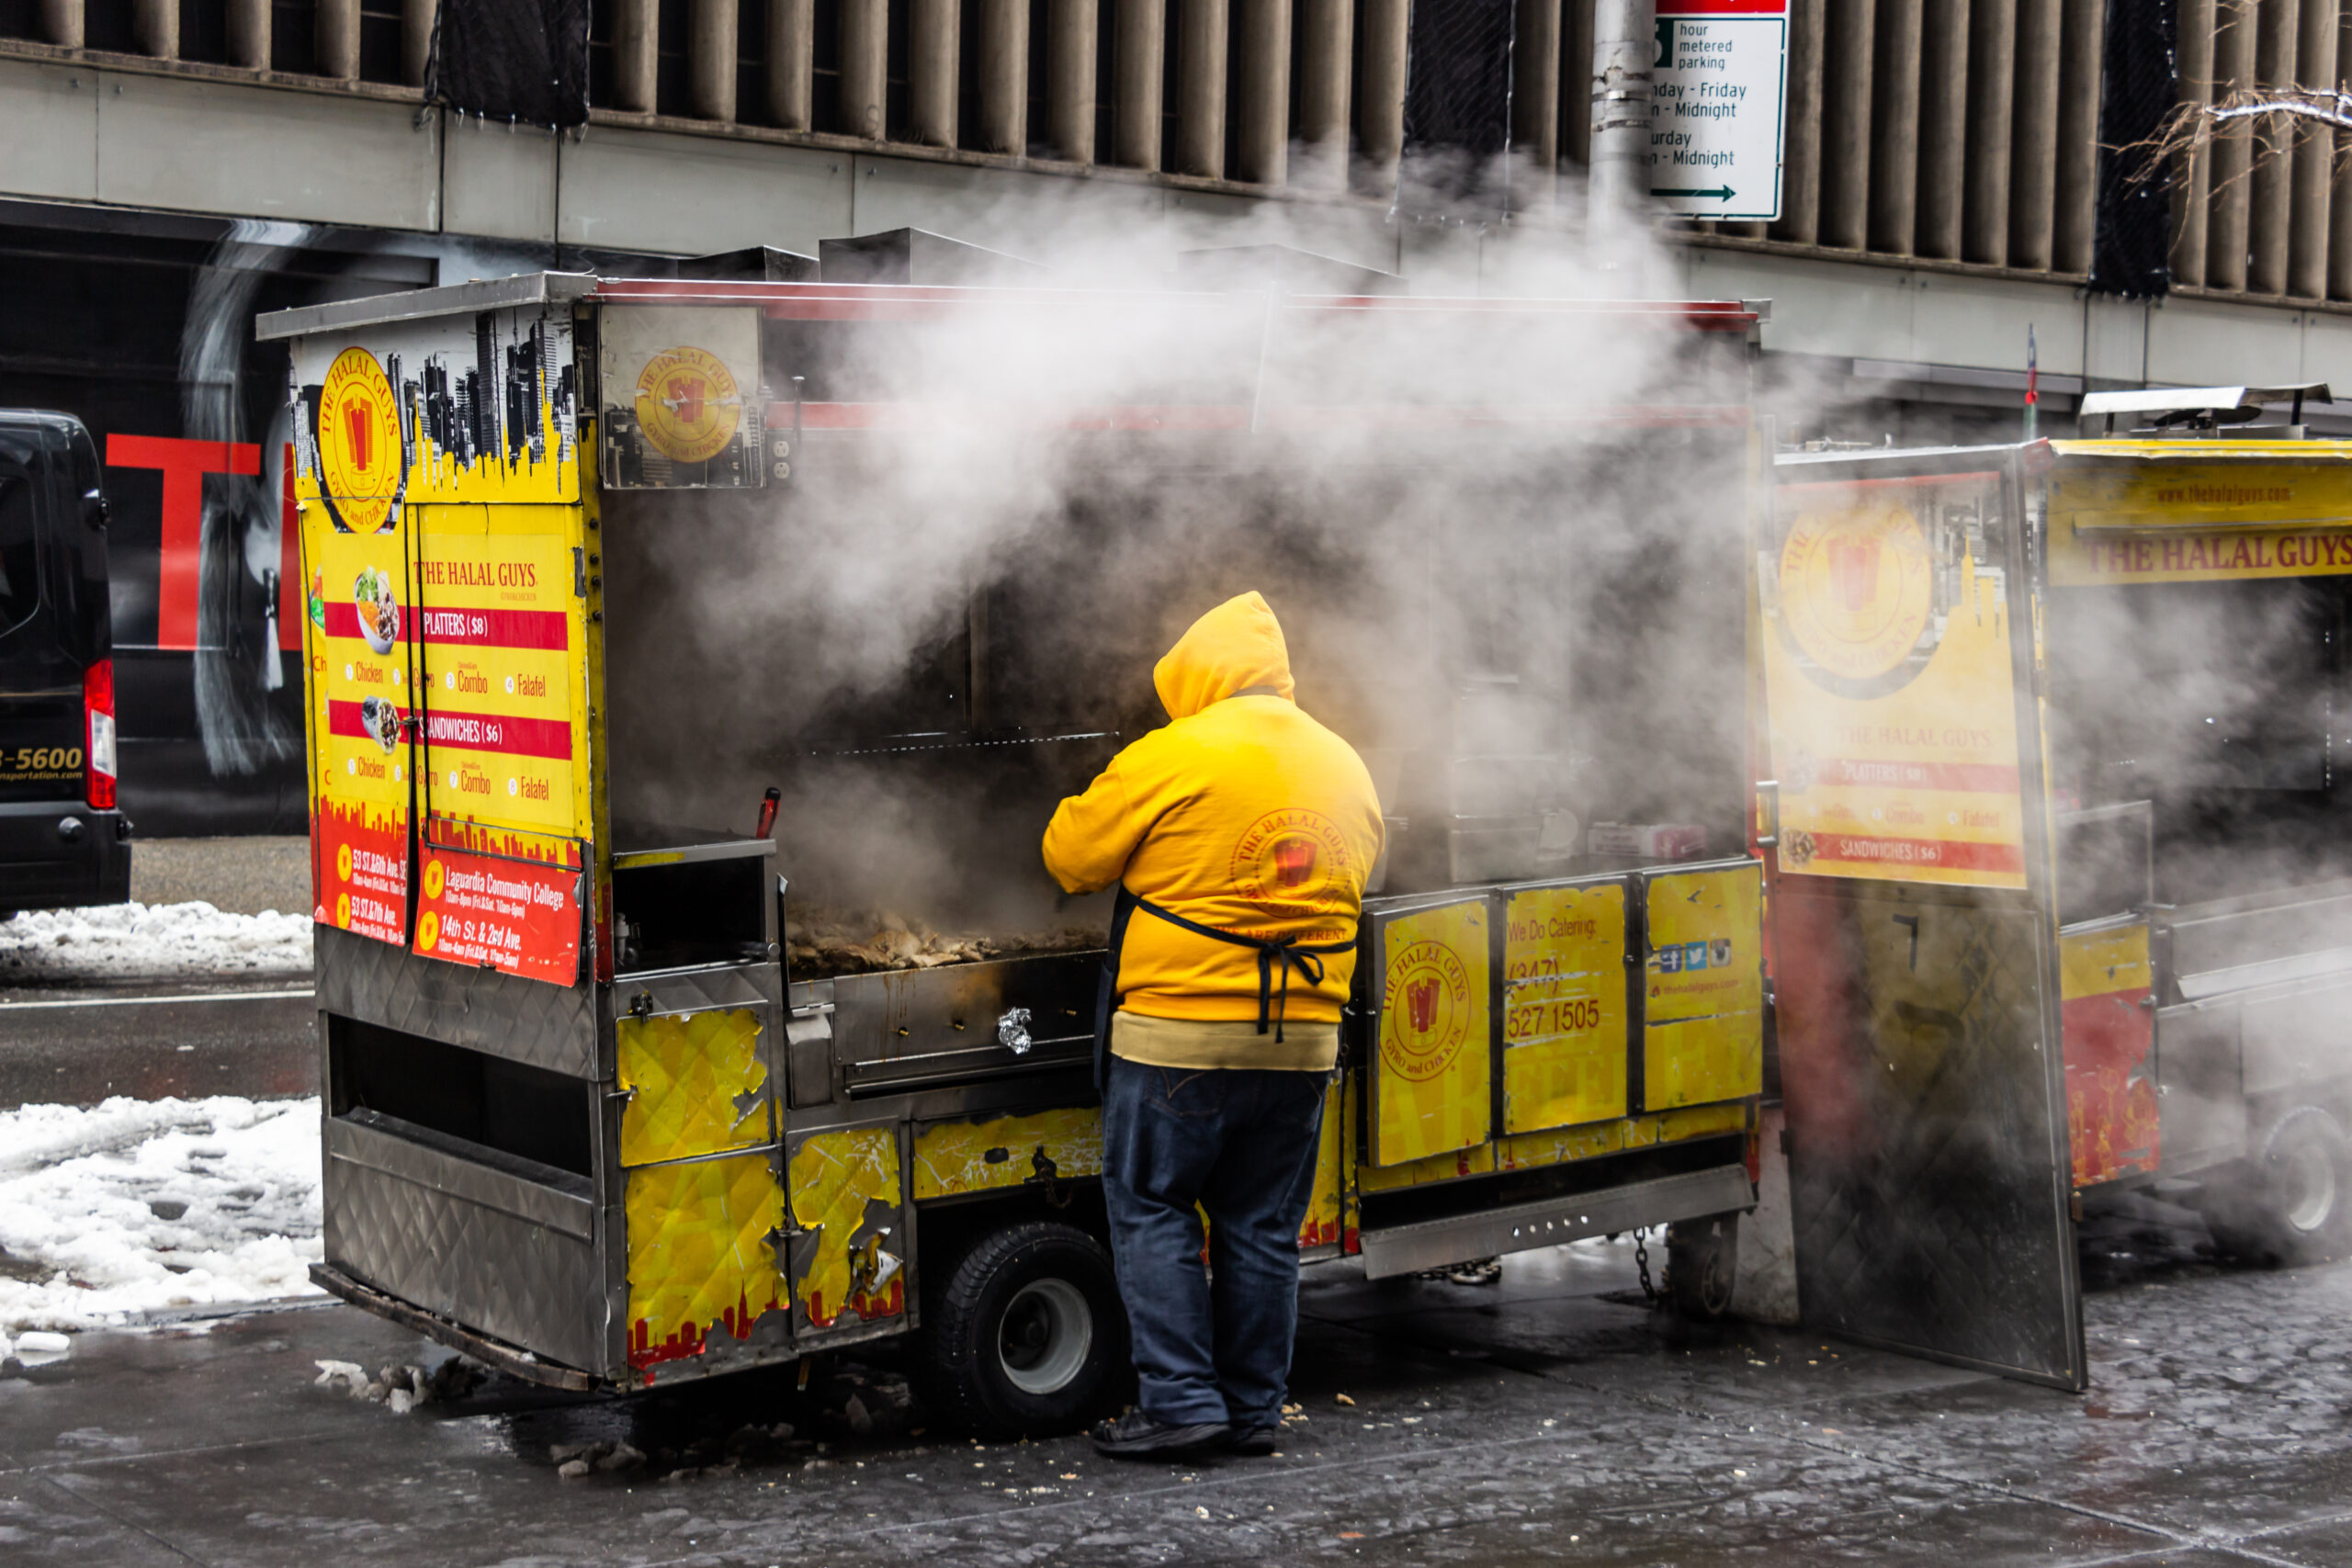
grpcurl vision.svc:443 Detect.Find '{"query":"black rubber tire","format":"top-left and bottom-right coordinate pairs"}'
top-left (1667, 1214), bottom-right (1740, 1321)
top-left (913, 1220), bottom-right (1131, 1439)
top-left (2205, 1108), bottom-right (2352, 1266)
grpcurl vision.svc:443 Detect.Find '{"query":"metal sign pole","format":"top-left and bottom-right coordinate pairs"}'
top-left (1589, 0), bottom-right (1657, 268)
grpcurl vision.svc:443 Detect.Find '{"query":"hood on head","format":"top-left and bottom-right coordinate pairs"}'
top-left (1153, 591), bottom-right (1295, 720)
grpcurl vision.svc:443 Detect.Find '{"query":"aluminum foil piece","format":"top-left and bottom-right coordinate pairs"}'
top-left (997, 1007), bottom-right (1035, 1055)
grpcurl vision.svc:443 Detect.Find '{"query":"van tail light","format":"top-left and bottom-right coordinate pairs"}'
top-left (85, 658), bottom-right (117, 810)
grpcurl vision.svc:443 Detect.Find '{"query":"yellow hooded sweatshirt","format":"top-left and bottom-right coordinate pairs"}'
top-left (1042, 592), bottom-right (1384, 1071)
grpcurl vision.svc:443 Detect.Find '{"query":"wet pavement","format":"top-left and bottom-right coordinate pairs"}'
top-left (4, 1237), bottom-right (2347, 1566)
top-left (0, 981), bottom-right (315, 1110)
top-left (3, 832), bottom-right (315, 1111)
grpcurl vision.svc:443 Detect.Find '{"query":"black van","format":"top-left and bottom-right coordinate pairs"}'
top-left (0, 412), bottom-right (129, 917)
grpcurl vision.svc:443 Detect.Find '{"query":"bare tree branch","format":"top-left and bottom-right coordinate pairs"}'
top-left (2121, 84), bottom-right (2352, 192)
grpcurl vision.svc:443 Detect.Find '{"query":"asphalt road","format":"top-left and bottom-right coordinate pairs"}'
top-left (0, 980), bottom-right (316, 1108)
top-left (2, 832), bottom-right (316, 1108)
top-left (3, 1241), bottom-right (2346, 1565)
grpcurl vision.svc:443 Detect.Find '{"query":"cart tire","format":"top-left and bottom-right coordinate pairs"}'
top-left (914, 1220), bottom-right (1130, 1439)
top-left (2209, 1108), bottom-right (2352, 1265)
top-left (1667, 1215), bottom-right (1739, 1321)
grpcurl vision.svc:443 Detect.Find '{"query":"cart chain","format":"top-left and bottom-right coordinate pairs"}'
top-left (1634, 1229), bottom-right (1659, 1304)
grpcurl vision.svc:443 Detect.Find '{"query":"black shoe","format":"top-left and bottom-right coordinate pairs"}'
top-left (1090, 1410), bottom-right (1229, 1460)
top-left (1225, 1425), bottom-right (1280, 1457)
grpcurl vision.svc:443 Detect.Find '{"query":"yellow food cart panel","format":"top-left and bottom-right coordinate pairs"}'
top-left (1650, 1102), bottom-right (1751, 1144)
top-left (2058, 919), bottom-right (2160, 1188)
top-left (1762, 473), bottom-right (2030, 889)
top-left (624, 1150), bottom-right (786, 1376)
top-left (2059, 921), bottom-right (2153, 1000)
top-left (617, 1007), bottom-right (769, 1167)
top-left (1643, 863), bottom-right (1766, 1110)
top-left (1356, 1139), bottom-right (1498, 1193)
top-left (1501, 881), bottom-right (1630, 1134)
top-left (1298, 1075), bottom-right (1351, 1251)
top-left (787, 1126), bottom-right (906, 1334)
top-left (912, 1107), bottom-right (1103, 1201)
top-left (1372, 898), bottom-right (1493, 1166)
top-left (1499, 1118), bottom-right (1624, 1171)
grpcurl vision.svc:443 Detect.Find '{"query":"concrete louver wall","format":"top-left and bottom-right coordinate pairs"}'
top-left (11, 0), bottom-right (1566, 199)
top-left (34, 0), bottom-right (438, 85)
top-left (1741, 0), bottom-right (2104, 268)
top-left (608, 0), bottom-right (1428, 192)
top-left (1729, 0), bottom-right (2352, 308)
top-left (19, 0), bottom-right (2352, 311)
top-left (2169, 0), bottom-right (2352, 301)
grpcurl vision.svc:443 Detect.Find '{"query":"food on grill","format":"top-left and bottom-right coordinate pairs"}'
top-left (786, 908), bottom-right (1105, 976)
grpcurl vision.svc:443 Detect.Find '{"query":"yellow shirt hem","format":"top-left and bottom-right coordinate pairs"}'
top-left (1110, 1010), bottom-right (1340, 1072)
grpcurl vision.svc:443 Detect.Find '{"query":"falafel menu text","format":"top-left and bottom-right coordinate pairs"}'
top-left (407, 525), bottom-right (589, 986)
top-left (412, 531), bottom-right (583, 841)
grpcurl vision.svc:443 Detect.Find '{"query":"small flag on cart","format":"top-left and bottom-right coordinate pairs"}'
top-left (2024, 326), bottom-right (2039, 442)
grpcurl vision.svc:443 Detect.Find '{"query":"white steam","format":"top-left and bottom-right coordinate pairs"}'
top-left (598, 171), bottom-right (1752, 934)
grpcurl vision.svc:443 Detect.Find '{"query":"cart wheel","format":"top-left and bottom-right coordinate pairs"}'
top-left (2210, 1108), bottom-right (2352, 1265)
top-left (1667, 1215), bottom-right (1739, 1321)
top-left (915, 1220), bottom-right (1129, 1438)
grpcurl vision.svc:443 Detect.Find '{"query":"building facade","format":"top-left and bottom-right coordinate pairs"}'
top-left (1, 0), bottom-right (2347, 829)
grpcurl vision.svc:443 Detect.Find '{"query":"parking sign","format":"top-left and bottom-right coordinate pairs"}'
top-left (1650, 0), bottom-right (1789, 222)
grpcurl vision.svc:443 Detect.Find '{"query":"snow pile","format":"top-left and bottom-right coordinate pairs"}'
top-left (0, 1095), bottom-right (323, 1334)
top-left (0, 901), bottom-right (313, 980)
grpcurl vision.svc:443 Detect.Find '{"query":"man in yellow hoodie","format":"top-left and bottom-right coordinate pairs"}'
top-left (1044, 591), bottom-right (1383, 1459)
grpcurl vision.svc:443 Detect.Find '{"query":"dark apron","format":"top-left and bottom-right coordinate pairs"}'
top-left (1092, 883), bottom-right (1357, 1088)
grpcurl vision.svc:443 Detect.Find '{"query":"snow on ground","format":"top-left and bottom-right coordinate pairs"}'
top-left (0, 901), bottom-right (312, 981)
top-left (0, 1095), bottom-right (322, 1335)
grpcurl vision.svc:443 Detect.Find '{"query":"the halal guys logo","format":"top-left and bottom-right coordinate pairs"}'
top-left (1381, 939), bottom-right (1472, 1083)
top-left (1231, 808), bottom-right (1351, 909)
top-left (634, 345), bottom-right (742, 465)
top-left (1777, 498), bottom-right (1939, 696)
top-left (318, 347), bottom-right (403, 533)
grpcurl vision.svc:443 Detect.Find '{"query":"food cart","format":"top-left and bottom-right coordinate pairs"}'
top-left (1761, 396), bottom-right (2352, 1391)
top-left (261, 261), bottom-right (1770, 1434)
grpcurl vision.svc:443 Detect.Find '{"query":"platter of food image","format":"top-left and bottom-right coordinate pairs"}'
top-left (354, 566), bottom-right (400, 655)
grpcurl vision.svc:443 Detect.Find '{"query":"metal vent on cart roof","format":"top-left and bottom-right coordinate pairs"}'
top-left (2079, 384), bottom-right (2334, 434)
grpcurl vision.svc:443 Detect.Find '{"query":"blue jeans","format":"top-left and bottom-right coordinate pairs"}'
top-left (1100, 1055), bottom-right (1328, 1428)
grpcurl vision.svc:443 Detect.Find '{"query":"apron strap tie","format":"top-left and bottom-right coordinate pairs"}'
top-left (1128, 894), bottom-right (1353, 1044)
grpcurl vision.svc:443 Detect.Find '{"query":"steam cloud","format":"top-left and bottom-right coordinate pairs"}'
top-left (599, 164), bottom-right (1758, 944)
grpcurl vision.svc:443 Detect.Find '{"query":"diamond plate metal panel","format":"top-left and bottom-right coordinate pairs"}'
top-left (1775, 886), bottom-right (2083, 1389)
top-left (618, 1009), bottom-right (770, 1166)
top-left (317, 921), bottom-right (600, 1077)
top-left (623, 1148), bottom-right (790, 1373)
top-left (322, 1124), bottom-right (609, 1378)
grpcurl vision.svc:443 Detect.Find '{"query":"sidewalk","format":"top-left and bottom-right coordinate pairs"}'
top-left (126, 837), bottom-right (310, 919)
top-left (2, 1243), bottom-right (2346, 1566)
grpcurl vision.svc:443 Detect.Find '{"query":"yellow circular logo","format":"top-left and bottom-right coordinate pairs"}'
top-left (424, 858), bottom-right (445, 899)
top-left (417, 910), bottom-right (439, 952)
top-left (1381, 940), bottom-right (1472, 1083)
top-left (335, 842), bottom-right (353, 882)
top-left (318, 347), bottom-right (402, 534)
top-left (1231, 809), bottom-right (1351, 912)
top-left (634, 346), bottom-right (741, 464)
top-left (335, 892), bottom-right (352, 928)
top-left (1778, 499), bottom-right (1938, 694)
